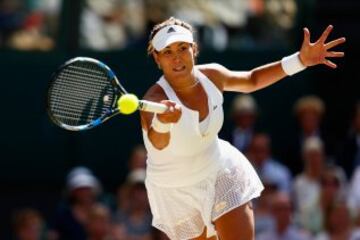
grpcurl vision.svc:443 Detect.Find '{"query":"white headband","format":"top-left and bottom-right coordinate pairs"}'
top-left (152, 25), bottom-right (194, 51)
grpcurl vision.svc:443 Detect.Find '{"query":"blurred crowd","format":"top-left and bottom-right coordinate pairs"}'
top-left (9, 95), bottom-right (360, 240)
top-left (0, 0), bottom-right (301, 51)
top-left (223, 95), bottom-right (360, 240)
top-left (11, 146), bottom-right (166, 240)
top-left (0, 0), bottom-right (61, 50)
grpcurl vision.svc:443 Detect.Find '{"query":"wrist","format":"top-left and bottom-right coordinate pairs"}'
top-left (281, 52), bottom-right (307, 76)
top-left (151, 114), bottom-right (173, 133)
top-left (298, 52), bottom-right (307, 66)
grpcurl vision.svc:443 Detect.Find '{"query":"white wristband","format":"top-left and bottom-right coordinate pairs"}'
top-left (151, 114), bottom-right (173, 133)
top-left (281, 52), bottom-right (307, 76)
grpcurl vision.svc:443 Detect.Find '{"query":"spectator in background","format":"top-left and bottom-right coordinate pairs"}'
top-left (0, 0), bottom-right (24, 46)
top-left (253, 183), bottom-right (278, 235)
top-left (246, 133), bottom-right (292, 193)
top-left (116, 145), bottom-right (147, 217)
top-left (348, 166), bottom-right (360, 229)
top-left (297, 165), bottom-right (347, 235)
top-left (80, 0), bottom-right (146, 50)
top-left (224, 94), bottom-right (258, 153)
top-left (128, 144), bottom-right (147, 171)
top-left (339, 102), bottom-right (360, 177)
top-left (12, 208), bottom-right (47, 240)
top-left (49, 167), bottom-right (102, 240)
top-left (315, 201), bottom-right (360, 240)
top-left (293, 137), bottom-right (325, 219)
top-left (4, 0), bottom-right (60, 50)
top-left (205, 0), bottom-right (251, 50)
top-left (145, 0), bottom-right (298, 50)
top-left (115, 169), bottom-right (152, 240)
top-left (287, 95), bottom-right (327, 174)
top-left (146, 0), bottom-right (229, 51)
top-left (86, 204), bottom-right (126, 240)
top-left (245, 0), bottom-right (297, 48)
top-left (257, 192), bottom-right (311, 240)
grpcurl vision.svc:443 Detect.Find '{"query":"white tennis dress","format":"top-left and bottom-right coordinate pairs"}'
top-left (142, 68), bottom-right (264, 239)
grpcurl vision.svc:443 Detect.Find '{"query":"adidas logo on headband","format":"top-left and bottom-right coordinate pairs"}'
top-left (152, 25), bottom-right (194, 51)
top-left (167, 27), bottom-right (176, 33)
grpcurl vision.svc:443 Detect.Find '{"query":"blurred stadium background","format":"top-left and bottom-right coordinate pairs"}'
top-left (0, 0), bottom-right (359, 239)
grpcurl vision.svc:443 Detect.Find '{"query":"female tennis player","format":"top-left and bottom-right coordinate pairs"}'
top-left (140, 17), bottom-right (345, 240)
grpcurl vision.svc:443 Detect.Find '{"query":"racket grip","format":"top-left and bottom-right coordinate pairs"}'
top-left (139, 100), bottom-right (168, 113)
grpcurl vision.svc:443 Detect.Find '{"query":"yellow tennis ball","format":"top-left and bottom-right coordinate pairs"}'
top-left (117, 94), bottom-right (139, 114)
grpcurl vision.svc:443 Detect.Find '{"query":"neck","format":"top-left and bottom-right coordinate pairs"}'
top-left (306, 168), bottom-right (320, 179)
top-left (331, 226), bottom-right (350, 236)
top-left (276, 223), bottom-right (288, 235)
top-left (303, 129), bottom-right (318, 137)
top-left (165, 70), bottom-right (199, 92)
top-left (174, 79), bottom-right (199, 92)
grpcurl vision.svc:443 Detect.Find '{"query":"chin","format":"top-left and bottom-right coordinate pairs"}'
top-left (165, 70), bottom-right (186, 80)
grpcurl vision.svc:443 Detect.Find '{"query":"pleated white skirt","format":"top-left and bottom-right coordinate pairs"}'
top-left (145, 140), bottom-right (264, 240)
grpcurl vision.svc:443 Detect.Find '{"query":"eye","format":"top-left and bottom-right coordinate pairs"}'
top-left (163, 50), bottom-right (171, 55)
top-left (180, 45), bottom-right (188, 51)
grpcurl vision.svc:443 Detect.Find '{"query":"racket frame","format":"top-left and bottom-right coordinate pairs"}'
top-left (47, 57), bottom-right (126, 131)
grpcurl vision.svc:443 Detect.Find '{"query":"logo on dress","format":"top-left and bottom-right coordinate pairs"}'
top-left (213, 105), bottom-right (218, 110)
top-left (167, 27), bottom-right (176, 33)
top-left (214, 201), bottom-right (227, 212)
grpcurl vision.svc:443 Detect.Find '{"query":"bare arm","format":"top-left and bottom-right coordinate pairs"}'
top-left (198, 25), bottom-right (345, 93)
top-left (140, 84), bottom-right (181, 150)
top-left (198, 61), bottom-right (286, 93)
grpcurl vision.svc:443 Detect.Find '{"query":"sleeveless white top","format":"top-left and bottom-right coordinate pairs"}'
top-left (142, 68), bottom-right (224, 187)
top-left (142, 69), bottom-right (264, 239)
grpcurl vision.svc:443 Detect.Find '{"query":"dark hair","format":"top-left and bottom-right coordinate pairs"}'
top-left (147, 17), bottom-right (198, 56)
top-left (320, 165), bottom-right (342, 188)
top-left (12, 208), bottom-right (43, 231)
top-left (324, 200), bottom-right (350, 232)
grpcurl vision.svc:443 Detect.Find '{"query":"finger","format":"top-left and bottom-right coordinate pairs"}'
top-left (325, 37), bottom-right (346, 49)
top-left (174, 104), bottom-right (181, 111)
top-left (303, 27), bottom-right (311, 45)
top-left (161, 100), bottom-right (176, 107)
top-left (319, 25), bottom-right (333, 43)
top-left (160, 100), bottom-right (169, 104)
top-left (325, 51), bottom-right (344, 58)
top-left (323, 59), bottom-right (337, 68)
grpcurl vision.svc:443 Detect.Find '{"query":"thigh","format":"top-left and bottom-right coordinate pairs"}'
top-left (213, 202), bottom-right (255, 240)
top-left (191, 227), bottom-right (217, 240)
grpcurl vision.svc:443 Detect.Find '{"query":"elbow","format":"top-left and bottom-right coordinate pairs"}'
top-left (148, 130), bottom-right (170, 150)
top-left (151, 141), bottom-right (169, 150)
top-left (247, 70), bottom-right (260, 93)
top-left (241, 88), bottom-right (255, 94)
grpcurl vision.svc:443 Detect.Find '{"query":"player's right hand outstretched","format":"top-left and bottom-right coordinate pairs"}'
top-left (156, 100), bottom-right (182, 124)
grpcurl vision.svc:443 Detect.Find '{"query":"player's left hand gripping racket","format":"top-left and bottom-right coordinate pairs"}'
top-left (47, 57), bottom-right (167, 131)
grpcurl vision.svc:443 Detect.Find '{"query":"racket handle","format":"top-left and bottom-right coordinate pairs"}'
top-left (139, 100), bottom-right (167, 113)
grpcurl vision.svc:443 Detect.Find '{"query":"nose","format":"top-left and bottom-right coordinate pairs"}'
top-left (173, 53), bottom-right (181, 63)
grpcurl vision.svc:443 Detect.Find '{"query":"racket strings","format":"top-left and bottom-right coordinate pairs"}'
top-left (49, 61), bottom-right (115, 127)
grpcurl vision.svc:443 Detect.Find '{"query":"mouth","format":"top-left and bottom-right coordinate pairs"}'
top-left (172, 65), bottom-right (186, 72)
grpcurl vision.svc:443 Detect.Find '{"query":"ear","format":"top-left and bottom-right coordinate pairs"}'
top-left (192, 43), bottom-right (199, 57)
top-left (152, 52), bottom-right (160, 66)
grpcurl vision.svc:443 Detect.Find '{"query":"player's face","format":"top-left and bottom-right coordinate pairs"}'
top-left (154, 42), bottom-right (195, 79)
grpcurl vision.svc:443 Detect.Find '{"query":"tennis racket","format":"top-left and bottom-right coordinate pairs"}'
top-left (47, 57), bottom-right (167, 131)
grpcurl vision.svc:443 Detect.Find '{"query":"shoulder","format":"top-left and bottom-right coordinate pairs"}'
top-left (293, 174), bottom-right (305, 186)
top-left (351, 229), bottom-right (360, 239)
top-left (270, 159), bottom-right (291, 175)
top-left (197, 63), bottom-right (230, 92)
top-left (197, 63), bottom-right (229, 74)
top-left (314, 232), bottom-right (328, 240)
top-left (140, 84), bottom-right (168, 130)
top-left (143, 83), bottom-right (168, 102)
